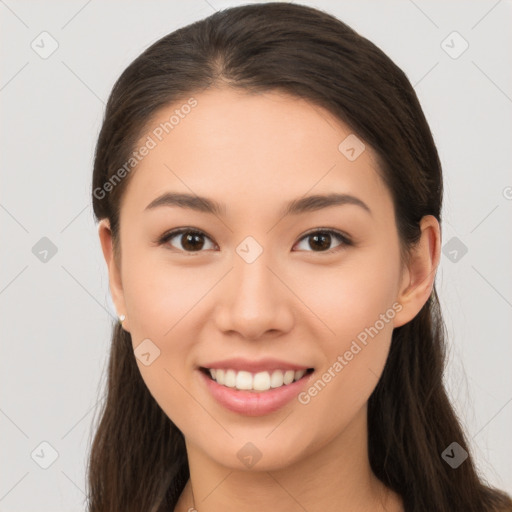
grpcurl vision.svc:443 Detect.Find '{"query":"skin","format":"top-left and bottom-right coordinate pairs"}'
top-left (98, 87), bottom-right (440, 512)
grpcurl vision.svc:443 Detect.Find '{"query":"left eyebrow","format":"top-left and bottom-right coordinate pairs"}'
top-left (282, 193), bottom-right (372, 217)
top-left (144, 192), bottom-right (372, 217)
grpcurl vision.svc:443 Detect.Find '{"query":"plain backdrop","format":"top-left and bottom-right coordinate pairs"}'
top-left (1, 1), bottom-right (511, 510)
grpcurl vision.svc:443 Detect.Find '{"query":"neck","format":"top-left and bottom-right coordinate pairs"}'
top-left (174, 405), bottom-right (402, 512)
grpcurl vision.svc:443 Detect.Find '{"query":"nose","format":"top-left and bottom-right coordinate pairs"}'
top-left (213, 252), bottom-right (295, 341)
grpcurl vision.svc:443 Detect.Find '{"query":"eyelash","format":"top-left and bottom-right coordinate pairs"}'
top-left (156, 227), bottom-right (353, 255)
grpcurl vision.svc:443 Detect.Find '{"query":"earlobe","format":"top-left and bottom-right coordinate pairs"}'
top-left (393, 215), bottom-right (441, 328)
top-left (97, 219), bottom-right (130, 332)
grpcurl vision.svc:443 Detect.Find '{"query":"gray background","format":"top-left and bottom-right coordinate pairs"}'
top-left (1, 0), bottom-right (511, 510)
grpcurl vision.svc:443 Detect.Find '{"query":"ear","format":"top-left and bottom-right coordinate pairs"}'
top-left (393, 215), bottom-right (441, 328)
top-left (98, 218), bottom-right (130, 332)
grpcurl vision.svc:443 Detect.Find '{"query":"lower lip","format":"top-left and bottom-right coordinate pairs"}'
top-left (198, 369), bottom-right (314, 416)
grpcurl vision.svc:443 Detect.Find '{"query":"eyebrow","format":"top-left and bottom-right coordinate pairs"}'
top-left (144, 192), bottom-right (372, 217)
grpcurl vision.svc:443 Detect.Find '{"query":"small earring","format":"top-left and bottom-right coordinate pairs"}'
top-left (119, 314), bottom-right (126, 323)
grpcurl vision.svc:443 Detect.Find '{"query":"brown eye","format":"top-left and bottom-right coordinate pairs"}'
top-left (160, 229), bottom-right (216, 252)
top-left (294, 230), bottom-right (351, 253)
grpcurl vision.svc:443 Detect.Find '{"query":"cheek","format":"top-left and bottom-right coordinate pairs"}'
top-left (122, 251), bottom-right (209, 338)
top-left (121, 257), bottom-right (210, 432)
top-left (292, 248), bottom-right (401, 343)
top-left (291, 247), bottom-right (400, 405)
top-left (120, 254), bottom-right (203, 384)
top-left (294, 290), bottom-right (397, 450)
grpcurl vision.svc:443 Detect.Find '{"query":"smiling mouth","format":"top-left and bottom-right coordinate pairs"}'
top-left (199, 367), bottom-right (314, 392)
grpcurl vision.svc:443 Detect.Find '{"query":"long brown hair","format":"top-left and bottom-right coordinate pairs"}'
top-left (88, 3), bottom-right (512, 511)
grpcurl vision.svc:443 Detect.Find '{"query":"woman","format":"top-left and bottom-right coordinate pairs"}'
top-left (88, 3), bottom-right (512, 511)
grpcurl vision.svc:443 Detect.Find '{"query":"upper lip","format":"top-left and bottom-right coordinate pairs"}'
top-left (200, 357), bottom-right (313, 373)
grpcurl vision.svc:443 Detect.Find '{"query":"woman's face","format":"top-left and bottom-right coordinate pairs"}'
top-left (100, 87), bottom-right (429, 471)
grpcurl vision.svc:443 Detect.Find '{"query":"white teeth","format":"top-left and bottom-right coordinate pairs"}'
top-left (270, 370), bottom-right (284, 388)
top-left (224, 369), bottom-right (236, 388)
top-left (235, 371), bottom-right (253, 390)
top-left (253, 371), bottom-right (271, 391)
top-left (283, 370), bottom-right (295, 385)
top-left (215, 369), bottom-right (224, 383)
top-left (207, 368), bottom-right (309, 392)
top-left (294, 369), bottom-right (306, 381)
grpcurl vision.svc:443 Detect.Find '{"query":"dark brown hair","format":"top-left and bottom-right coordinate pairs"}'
top-left (88, 3), bottom-right (512, 511)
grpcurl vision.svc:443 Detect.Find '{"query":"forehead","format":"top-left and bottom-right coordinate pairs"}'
top-left (121, 87), bottom-right (391, 219)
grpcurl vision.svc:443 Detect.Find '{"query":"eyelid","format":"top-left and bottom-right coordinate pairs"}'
top-left (157, 227), bottom-right (352, 253)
